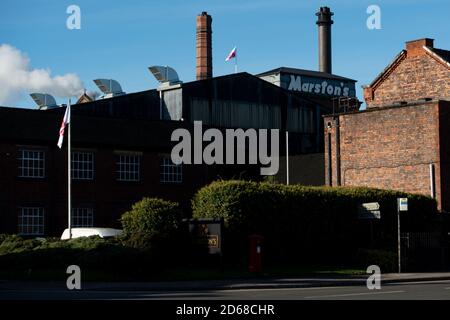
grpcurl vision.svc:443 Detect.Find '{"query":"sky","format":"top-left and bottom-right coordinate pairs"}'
top-left (0, 0), bottom-right (449, 108)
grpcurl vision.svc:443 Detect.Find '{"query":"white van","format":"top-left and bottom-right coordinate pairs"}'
top-left (61, 227), bottom-right (123, 240)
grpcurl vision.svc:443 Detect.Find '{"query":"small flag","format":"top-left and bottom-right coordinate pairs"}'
top-left (225, 46), bottom-right (237, 61)
top-left (57, 103), bottom-right (71, 149)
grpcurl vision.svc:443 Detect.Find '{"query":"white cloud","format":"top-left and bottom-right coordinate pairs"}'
top-left (0, 44), bottom-right (84, 105)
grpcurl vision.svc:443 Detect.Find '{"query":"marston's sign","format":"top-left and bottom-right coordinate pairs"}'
top-left (288, 75), bottom-right (352, 97)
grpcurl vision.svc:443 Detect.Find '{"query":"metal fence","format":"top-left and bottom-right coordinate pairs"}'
top-left (401, 232), bottom-right (449, 271)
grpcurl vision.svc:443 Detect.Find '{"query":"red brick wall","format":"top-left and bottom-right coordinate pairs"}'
top-left (365, 51), bottom-right (450, 108)
top-left (324, 102), bottom-right (443, 209)
top-left (0, 143), bottom-right (211, 236)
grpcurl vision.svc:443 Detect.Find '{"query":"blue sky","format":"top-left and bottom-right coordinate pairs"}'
top-left (1, 0), bottom-right (449, 108)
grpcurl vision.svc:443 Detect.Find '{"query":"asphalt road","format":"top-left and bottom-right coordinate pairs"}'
top-left (2, 280), bottom-right (450, 300)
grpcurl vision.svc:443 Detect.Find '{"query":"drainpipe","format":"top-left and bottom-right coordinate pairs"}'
top-left (335, 117), bottom-right (341, 186)
top-left (327, 123), bottom-right (332, 186)
top-left (430, 163), bottom-right (436, 198)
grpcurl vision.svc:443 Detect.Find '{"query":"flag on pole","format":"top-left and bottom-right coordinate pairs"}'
top-left (57, 103), bottom-right (71, 149)
top-left (225, 46), bottom-right (237, 61)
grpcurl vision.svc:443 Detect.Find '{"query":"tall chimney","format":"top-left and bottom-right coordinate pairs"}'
top-left (196, 11), bottom-right (213, 80)
top-left (316, 7), bottom-right (334, 74)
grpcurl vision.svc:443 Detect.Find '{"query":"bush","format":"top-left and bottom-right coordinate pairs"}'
top-left (0, 234), bottom-right (42, 255)
top-left (0, 235), bottom-right (158, 278)
top-left (120, 197), bottom-right (182, 249)
top-left (192, 180), bottom-right (437, 263)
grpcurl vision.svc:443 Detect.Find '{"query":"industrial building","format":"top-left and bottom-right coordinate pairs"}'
top-left (0, 8), bottom-right (360, 236)
top-left (325, 38), bottom-right (450, 211)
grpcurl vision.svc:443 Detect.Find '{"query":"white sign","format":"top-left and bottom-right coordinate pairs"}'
top-left (358, 202), bottom-right (381, 219)
top-left (288, 75), bottom-right (351, 97)
top-left (398, 198), bottom-right (408, 211)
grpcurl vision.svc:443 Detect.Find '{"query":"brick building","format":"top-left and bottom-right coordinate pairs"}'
top-left (0, 71), bottom-right (335, 237)
top-left (0, 9), bottom-right (361, 237)
top-left (364, 38), bottom-right (450, 107)
top-left (325, 38), bottom-right (450, 211)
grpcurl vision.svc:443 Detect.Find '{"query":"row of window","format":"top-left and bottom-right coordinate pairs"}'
top-left (18, 207), bottom-right (94, 236)
top-left (17, 149), bottom-right (182, 183)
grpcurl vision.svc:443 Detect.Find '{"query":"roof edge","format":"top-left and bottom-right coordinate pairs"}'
top-left (423, 46), bottom-right (450, 69)
top-left (367, 50), bottom-right (407, 89)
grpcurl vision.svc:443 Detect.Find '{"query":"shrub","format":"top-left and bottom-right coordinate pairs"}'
top-left (0, 234), bottom-right (42, 255)
top-left (192, 180), bottom-right (437, 263)
top-left (120, 197), bottom-right (182, 249)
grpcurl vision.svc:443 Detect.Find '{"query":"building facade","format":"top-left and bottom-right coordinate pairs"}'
top-left (0, 72), bottom-right (335, 237)
top-left (0, 9), bottom-right (362, 237)
top-left (325, 38), bottom-right (450, 212)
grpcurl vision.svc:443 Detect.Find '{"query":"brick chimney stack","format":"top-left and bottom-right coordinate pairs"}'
top-left (405, 38), bottom-right (434, 57)
top-left (196, 12), bottom-right (213, 80)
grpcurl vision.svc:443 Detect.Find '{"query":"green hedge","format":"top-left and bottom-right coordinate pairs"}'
top-left (120, 197), bottom-right (183, 250)
top-left (0, 234), bottom-right (163, 279)
top-left (192, 180), bottom-right (437, 263)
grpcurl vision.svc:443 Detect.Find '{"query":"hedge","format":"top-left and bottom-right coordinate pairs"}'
top-left (192, 180), bottom-right (437, 263)
top-left (0, 234), bottom-right (166, 279)
top-left (120, 197), bottom-right (183, 250)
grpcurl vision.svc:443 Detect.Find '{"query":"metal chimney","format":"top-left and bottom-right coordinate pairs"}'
top-left (316, 7), bottom-right (334, 74)
top-left (196, 11), bottom-right (213, 80)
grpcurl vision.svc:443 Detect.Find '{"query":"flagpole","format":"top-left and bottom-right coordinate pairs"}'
top-left (234, 45), bottom-right (238, 73)
top-left (68, 99), bottom-right (72, 239)
top-left (286, 131), bottom-right (289, 185)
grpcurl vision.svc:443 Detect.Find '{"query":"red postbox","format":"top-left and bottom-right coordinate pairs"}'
top-left (248, 234), bottom-right (263, 273)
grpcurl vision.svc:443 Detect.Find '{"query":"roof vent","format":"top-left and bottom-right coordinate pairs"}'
top-left (148, 66), bottom-right (182, 89)
top-left (93, 79), bottom-right (125, 99)
top-left (30, 93), bottom-right (58, 110)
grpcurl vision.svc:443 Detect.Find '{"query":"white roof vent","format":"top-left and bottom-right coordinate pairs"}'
top-left (149, 66), bottom-right (182, 89)
top-left (93, 79), bottom-right (125, 99)
top-left (30, 93), bottom-right (58, 110)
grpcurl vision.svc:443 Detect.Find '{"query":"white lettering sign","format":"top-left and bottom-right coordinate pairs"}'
top-left (288, 75), bottom-right (350, 97)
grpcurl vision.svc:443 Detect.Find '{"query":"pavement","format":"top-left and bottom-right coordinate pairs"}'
top-left (2, 272), bottom-right (450, 292)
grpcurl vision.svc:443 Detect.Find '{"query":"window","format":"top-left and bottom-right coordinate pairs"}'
top-left (160, 157), bottom-right (182, 183)
top-left (18, 207), bottom-right (44, 236)
top-left (72, 208), bottom-right (94, 227)
top-left (116, 153), bottom-right (140, 181)
top-left (18, 149), bottom-right (45, 178)
top-left (72, 152), bottom-right (94, 180)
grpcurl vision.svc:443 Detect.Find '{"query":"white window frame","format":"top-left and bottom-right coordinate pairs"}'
top-left (18, 207), bottom-right (45, 236)
top-left (71, 151), bottom-right (94, 180)
top-left (72, 207), bottom-right (94, 227)
top-left (160, 157), bottom-right (183, 184)
top-left (116, 152), bottom-right (141, 181)
top-left (18, 149), bottom-right (45, 178)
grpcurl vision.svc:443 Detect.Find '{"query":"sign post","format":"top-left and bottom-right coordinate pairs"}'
top-left (397, 198), bottom-right (408, 273)
top-left (358, 202), bottom-right (381, 247)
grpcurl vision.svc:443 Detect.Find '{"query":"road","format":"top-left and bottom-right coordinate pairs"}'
top-left (2, 280), bottom-right (450, 300)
